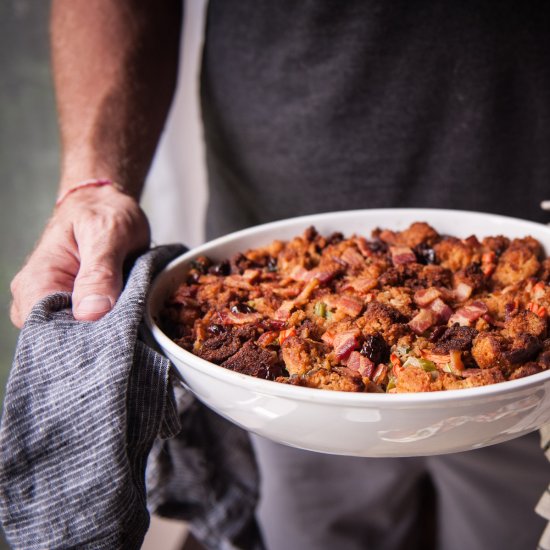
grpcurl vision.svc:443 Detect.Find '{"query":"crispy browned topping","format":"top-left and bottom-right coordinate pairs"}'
top-left (161, 222), bottom-right (550, 393)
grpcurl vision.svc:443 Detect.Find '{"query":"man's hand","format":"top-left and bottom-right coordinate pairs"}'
top-left (10, 185), bottom-right (150, 328)
top-left (12, 0), bottom-right (183, 328)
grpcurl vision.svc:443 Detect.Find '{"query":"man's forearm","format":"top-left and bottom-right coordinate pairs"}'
top-left (51, 0), bottom-right (182, 199)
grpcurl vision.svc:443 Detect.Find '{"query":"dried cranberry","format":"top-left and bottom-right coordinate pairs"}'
top-left (231, 303), bottom-right (255, 314)
top-left (366, 239), bottom-right (388, 254)
top-left (304, 226), bottom-right (318, 242)
top-left (414, 243), bottom-right (436, 265)
top-left (327, 232), bottom-right (344, 245)
top-left (186, 271), bottom-right (201, 284)
top-left (230, 253), bottom-right (253, 274)
top-left (207, 324), bottom-right (225, 335)
top-left (360, 334), bottom-right (389, 364)
top-left (191, 256), bottom-right (212, 274)
top-left (210, 260), bottom-right (230, 276)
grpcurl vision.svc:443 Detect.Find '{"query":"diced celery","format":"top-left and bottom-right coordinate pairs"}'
top-left (402, 356), bottom-right (420, 368)
top-left (402, 356), bottom-right (436, 372)
top-left (314, 302), bottom-right (327, 318)
top-left (417, 358), bottom-right (437, 372)
top-left (442, 363), bottom-right (458, 375)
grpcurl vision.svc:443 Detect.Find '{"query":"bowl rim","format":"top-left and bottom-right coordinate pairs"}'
top-left (146, 208), bottom-right (550, 407)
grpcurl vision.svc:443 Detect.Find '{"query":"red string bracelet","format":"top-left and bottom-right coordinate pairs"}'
top-left (55, 178), bottom-right (117, 207)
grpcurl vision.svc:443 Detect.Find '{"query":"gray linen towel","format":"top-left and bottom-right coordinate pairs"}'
top-left (537, 424), bottom-right (550, 550)
top-left (0, 246), bottom-right (263, 550)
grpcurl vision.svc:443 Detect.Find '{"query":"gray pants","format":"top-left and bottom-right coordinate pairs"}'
top-left (253, 432), bottom-right (548, 550)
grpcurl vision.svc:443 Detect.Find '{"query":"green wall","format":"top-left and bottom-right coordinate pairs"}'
top-left (1, 2), bottom-right (59, 547)
top-left (0, 1), bottom-right (59, 396)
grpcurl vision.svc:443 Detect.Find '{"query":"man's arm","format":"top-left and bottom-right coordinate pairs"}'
top-left (10, 0), bottom-right (182, 327)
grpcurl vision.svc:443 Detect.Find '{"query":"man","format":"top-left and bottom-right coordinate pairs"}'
top-left (10, 1), bottom-right (550, 548)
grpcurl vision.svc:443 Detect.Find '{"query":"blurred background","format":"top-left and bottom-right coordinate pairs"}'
top-left (1, 0), bottom-right (207, 547)
top-left (0, 0), bottom-right (57, 406)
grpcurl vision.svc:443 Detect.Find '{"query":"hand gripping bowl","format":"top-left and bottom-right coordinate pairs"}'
top-left (146, 209), bottom-right (550, 457)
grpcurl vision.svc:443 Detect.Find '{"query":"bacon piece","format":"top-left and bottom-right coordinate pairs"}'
top-left (337, 296), bottom-right (364, 317)
top-left (219, 310), bottom-right (262, 325)
top-left (414, 287), bottom-right (442, 306)
top-left (325, 295), bottom-right (364, 318)
top-left (421, 350), bottom-right (451, 364)
top-left (257, 330), bottom-right (279, 347)
top-left (448, 301), bottom-right (488, 326)
top-left (223, 274), bottom-right (255, 290)
top-left (309, 266), bottom-right (341, 284)
top-left (274, 300), bottom-right (295, 321)
top-left (341, 246), bottom-right (366, 269)
top-left (294, 278), bottom-right (320, 305)
top-left (408, 308), bottom-right (438, 335)
top-left (342, 276), bottom-right (378, 293)
top-left (481, 313), bottom-right (494, 326)
top-left (345, 351), bottom-right (376, 379)
top-left (289, 265), bottom-right (309, 281)
top-left (242, 269), bottom-right (261, 283)
top-left (428, 298), bottom-right (453, 323)
top-left (333, 330), bottom-right (360, 361)
top-left (268, 284), bottom-right (302, 299)
top-left (390, 246), bottom-right (417, 266)
top-left (454, 282), bottom-right (473, 302)
top-left (321, 329), bottom-right (336, 346)
top-left (289, 264), bottom-right (340, 284)
top-left (355, 237), bottom-right (374, 258)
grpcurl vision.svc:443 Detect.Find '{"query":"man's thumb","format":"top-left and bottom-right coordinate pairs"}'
top-left (72, 251), bottom-right (124, 321)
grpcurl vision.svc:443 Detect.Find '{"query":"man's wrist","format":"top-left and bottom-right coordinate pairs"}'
top-left (55, 176), bottom-right (142, 210)
top-left (59, 155), bottom-right (144, 200)
top-left (58, 168), bottom-right (142, 201)
top-left (55, 178), bottom-right (125, 207)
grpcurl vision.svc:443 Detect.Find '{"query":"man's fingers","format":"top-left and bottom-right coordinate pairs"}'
top-left (9, 259), bottom-right (77, 328)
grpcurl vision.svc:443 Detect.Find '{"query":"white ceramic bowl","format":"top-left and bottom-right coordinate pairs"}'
top-left (146, 209), bottom-right (550, 457)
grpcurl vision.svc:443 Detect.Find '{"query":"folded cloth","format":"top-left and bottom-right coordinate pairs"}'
top-left (0, 246), bottom-right (263, 550)
top-left (537, 424), bottom-right (550, 550)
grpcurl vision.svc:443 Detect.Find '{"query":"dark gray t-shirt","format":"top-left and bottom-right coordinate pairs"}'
top-left (200, 1), bottom-right (550, 239)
